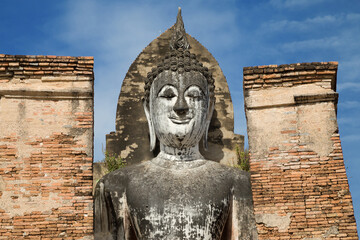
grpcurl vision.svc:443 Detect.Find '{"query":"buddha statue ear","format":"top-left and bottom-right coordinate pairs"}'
top-left (203, 98), bottom-right (215, 151)
top-left (143, 98), bottom-right (156, 151)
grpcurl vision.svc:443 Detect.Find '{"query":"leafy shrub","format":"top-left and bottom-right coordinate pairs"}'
top-left (235, 145), bottom-right (250, 171)
top-left (102, 150), bottom-right (126, 173)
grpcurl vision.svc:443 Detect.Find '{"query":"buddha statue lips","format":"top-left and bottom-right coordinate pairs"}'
top-left (169, 115), bottom-right (192, 124)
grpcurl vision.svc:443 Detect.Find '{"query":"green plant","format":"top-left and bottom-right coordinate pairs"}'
top-left (235, 145), bottom-right (250, 171)
top-left (102, 150), bottom-right (126, 173)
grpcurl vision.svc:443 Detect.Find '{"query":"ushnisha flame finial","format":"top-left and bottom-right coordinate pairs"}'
top-left (144, 7), bottom-right (215, 117)
top-left (170, 7), bottom-right (190, 50)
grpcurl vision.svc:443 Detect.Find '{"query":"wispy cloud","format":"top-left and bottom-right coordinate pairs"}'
top-left (338, 82), bottom-right (360, 92)
top-left (338, 101), bottom-right (360, 109)
top-left (281, 37), bottom-right (341, 52)
top-left (339, 57), bottom-right (360, 82)
top-left (255, 10), bottom-right (360, 59)
top-left (57, 1), bottom-right (169, 64)
top-left (341, 134), bottom-right (360, 142)
top-left (261, 15), bottom-right (338, 32)
top-left (346, 13), bottom-right (360, 21)
top-left (278, 25), bottom-right (359, 54)
top-left (270, 0), bottom-right (326, 8)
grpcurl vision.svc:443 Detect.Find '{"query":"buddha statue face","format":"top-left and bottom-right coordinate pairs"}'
top-left (150, 70), bottom-right (209, 149)
top-left (144, 69), bottom-right (214, 151)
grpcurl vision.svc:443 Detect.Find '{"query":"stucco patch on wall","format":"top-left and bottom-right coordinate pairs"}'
top-left (255, 213), bottom-right (292, 232)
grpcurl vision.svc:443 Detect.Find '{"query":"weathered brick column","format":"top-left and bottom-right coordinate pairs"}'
top-left (0, 55), bottom-right (94, 239)
top-left (244, 62), bottom-right (358, 239)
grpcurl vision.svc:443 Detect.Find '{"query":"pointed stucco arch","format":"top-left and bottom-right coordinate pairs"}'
top-left (106, 25), bottom-right (243, 165)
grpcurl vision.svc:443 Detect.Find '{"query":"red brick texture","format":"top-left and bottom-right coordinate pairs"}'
top-left (244, 62), bottom-right (358, 239)
top-left (243, 62), bottom-right (338, 90)
top-left (0, 55), bottom-right (94, 239)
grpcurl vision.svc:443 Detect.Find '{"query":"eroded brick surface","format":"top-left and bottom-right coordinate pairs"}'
top-left (0, 55), bottom-right (94, 239)
top-left (244, 62), bottom-right (358, 239)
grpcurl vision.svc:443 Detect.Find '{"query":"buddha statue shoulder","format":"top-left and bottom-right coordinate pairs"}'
top-left (95, 8), bottom-right (258, 240)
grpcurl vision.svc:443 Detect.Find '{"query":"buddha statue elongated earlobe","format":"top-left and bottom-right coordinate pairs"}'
top-left (203, 126), bottom-right (209, 150)
top-left (143, 99), bottom-right (156, 151)
top-left (203, 99), bottom-right (215, 151)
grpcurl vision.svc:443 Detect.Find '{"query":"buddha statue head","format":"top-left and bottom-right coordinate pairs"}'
top-left (143, 8), bottom-right (215, 157)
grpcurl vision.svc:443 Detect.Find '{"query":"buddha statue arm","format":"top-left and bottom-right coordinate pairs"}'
top-left (94, 177), bottom-right (127, 240)
top-left (228, 171), bottom-right (259, 240)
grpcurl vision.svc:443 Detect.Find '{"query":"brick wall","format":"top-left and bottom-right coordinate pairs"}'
top-left (0, 55), bottom-right (94, 239)
top-left (244, 62), bottom-right (358, 239)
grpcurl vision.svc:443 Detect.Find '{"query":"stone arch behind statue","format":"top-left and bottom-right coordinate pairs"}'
top-left (106, 25), bottom-right (243, 166)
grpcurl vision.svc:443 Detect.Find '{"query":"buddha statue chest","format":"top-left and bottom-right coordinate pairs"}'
top-left (122, 160), bottom-right (233, 239)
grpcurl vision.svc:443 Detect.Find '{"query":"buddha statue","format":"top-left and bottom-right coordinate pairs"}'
top-left (94, 8), bottom-right (258, 240)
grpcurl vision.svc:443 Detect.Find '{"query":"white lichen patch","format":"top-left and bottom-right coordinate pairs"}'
top-left (139, 199), bottom-right (229, 239)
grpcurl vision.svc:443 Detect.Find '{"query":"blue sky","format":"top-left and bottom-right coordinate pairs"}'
top-left (1, 0), bottom-right (359, 231)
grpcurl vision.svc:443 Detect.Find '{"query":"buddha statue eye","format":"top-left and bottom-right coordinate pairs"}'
top-left (186, 86), bottom-right (204, 99)
top-left (158, 86), bottom-right (177, 99)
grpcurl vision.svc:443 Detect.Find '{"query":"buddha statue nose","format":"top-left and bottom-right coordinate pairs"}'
top-left (173, 94), bottom-right (189, 115)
